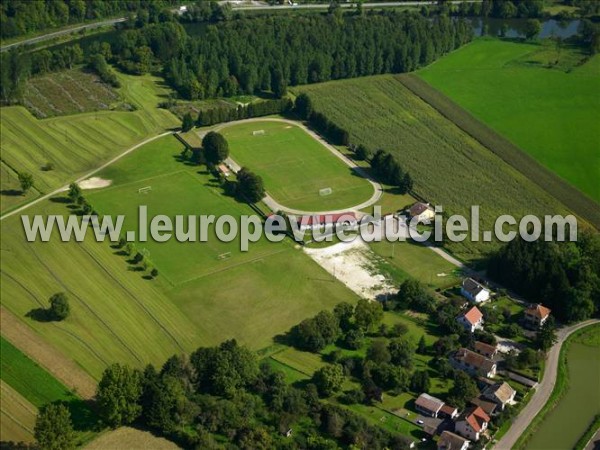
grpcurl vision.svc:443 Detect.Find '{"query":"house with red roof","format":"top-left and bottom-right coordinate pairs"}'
top-left (455, 406), bottom-right (490, 441)
top-left (457, 306), bottom-right (484, 333)
top-left (524, 303), bottom-right (551, 329)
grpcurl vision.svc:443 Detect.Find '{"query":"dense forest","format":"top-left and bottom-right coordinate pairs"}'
top-left (488, 231), bottom-right (600, 323)
top-left (0, 0), bottom-right (179, 39)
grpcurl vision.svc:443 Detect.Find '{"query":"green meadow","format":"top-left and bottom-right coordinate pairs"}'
top-left (220, 120), bottom-right (374, 211)
top-left (418, 38), bottom-right (600, 202)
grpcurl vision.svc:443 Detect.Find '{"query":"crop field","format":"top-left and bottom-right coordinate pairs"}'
top-left (220, 120), bottom-right (374, 211)
top-left (0, 381), bottom-right (37, 443)
top-left (525, 325), bottom-right (600, 450)
top-left (0, 71), bottom-right (179, 214)
top-left (418, 39), bottom-right (600, 203)
top-left (1, 161), bottom-right (40, 212)
top-left (84, 427), bottom-right (180, 450)
top-left (296, 75), bottom-right (571, 262)
top-left (23, 69), bottom-right (127, 119)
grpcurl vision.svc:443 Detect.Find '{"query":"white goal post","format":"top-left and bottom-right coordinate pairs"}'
top-left (138, 186), bottom-right (152, 194)
top-left (319, 187), bottom-right (333, 196)
top-left (252, 130), bottom-right (265, 136)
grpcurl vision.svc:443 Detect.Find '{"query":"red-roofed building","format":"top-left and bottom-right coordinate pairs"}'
top-left (295, 212), bottom-right (357, 231)
top-left (524, 303), bottom-right (551, 329)
top-left (455, 406), bottom-right (490, 441)
top-left (457, 306), bottom-right (484, 333)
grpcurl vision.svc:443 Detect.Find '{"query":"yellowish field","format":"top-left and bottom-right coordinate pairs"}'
top-left (0, 380), bottom-right (37, 443)
top-left (84, 427), bottom-right (181, 450)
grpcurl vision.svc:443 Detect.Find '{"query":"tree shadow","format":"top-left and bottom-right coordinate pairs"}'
top-left (49, 196), bottom-right (71, 204)
top-left (0, 189), bottom-right (22, 197)
top-left (26, 308), bottom-right (53, 322)
top-left (142, 275), bottom-right (153, 280)
top-left (128, 265), bottom-right (144, 272)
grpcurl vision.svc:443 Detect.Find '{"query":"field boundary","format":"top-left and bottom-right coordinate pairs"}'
top-left (398, 74), bottom-right (600, 229)
top-left (0, 307), bottom-right (98, 399)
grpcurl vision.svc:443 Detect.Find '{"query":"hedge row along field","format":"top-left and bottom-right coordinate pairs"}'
top-left (295, 75), bottom-right (570, 262)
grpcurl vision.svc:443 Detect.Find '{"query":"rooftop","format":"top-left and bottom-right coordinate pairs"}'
top-left (525, 303), bottom-right (551, 319)
top-left (462, 277), bottom-right (488, 297)
top-left (415, 393), bottom-right (445, 413)
top-left (453, 348), bottom-right (496, 373)
top-left (474, 341), bottom-right (497, 355)
top-left (461, 306), bottom-right (483, 326)
top-left (438, 430), bottom-right (469, 450)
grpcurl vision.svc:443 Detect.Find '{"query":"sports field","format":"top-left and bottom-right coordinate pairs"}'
top-left (0, 71), bottom-right (179, 214)
top-left (418, 39), bottom-right (600, 202)
top-left (220, 120), bottom-right (374, 211)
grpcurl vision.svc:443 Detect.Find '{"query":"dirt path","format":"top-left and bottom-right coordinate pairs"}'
top-left (0, 307), bottom-right (97, 399)
top-left (0, 131), bottom-right (173, 222)
top-left (493, 319), bottom-right (600, 450)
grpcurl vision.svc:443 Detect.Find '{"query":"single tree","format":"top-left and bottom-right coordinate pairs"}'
top-left (18, 171), bottom-right (34, 194)
top-left (354, 298), bottom-right (383, 332)
top-left (67, 183), bottom-right (82, 203)
top-left (34, 403), bottom-right (75, 450)
top-left (535, 317), bottom-right (558, 352)
top-left (524, 19), bottom-right (541, 40)
top-left (354, 144), bottom-right (370, 161)
top-left (448, 371), bottom-right (478, 409)
top-left (366, 339), bottom-right (392, 364)
top-left (151, 268), bottom-right (159, 278)
top-left (313, 364), bottom-right (344, 397)
top-left (49, 293), bottom-right (70, 321)
top-left (181, 112), bottom-right (194, 132)
top-left (202, 131), bottom-right (229, 164)
top-left (294, 93), bottom-right (313, 120)
top-left (96, 364), bottom-right (143, 427)
top-left (236, 167), bottom-right (265, 203)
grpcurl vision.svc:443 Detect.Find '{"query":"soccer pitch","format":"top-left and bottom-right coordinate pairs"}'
top-left (220, 120), bottom-right (374, 211)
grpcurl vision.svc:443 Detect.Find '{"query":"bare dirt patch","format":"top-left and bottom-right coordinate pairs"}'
top-left (0, 307), bottom-right (97, 399)
top-left (84, 427), bottom-right (181, 450)
top-left (303, 239), bottom-right (395, 300)
top-left (78, 177), bottom-right (112, 190)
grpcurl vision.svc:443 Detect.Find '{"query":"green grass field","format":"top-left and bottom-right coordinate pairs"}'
top-left (418, 39), bottom-right (600, 202)
top-left (220, 120), bottom-right (374, 211)
top-left (0, 381), bottom-right (37, 443)
top-left (296, 75), bottom-right (571, 262)
top-left (0, 71), bottom-right (179, 214)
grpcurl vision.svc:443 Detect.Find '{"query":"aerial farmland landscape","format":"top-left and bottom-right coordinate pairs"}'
top-left (0, 0), bottom-right (599, 449)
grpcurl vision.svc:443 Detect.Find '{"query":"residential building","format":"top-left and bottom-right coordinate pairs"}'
top-left (461, 278), bottom-right (490, 303)
top-left (438, 430), bottom-right (470, 450)
top-left (455, 406), bottom-right (490, 441)
top-left (450, 348), bottom-right (497, 378)
top-left (524, 303), bottom-right (551, 329)
top-left (415, 393), bottom-right (445, 418)
top-left (457, 306), bottom-right (484, 333)
top-left (482, 382), bottom-right (516, 410)
top-left (409, 202), bottom-right (435, 223)
top-left (440, 404), bottom-right (459, 419)
top-left (474, 341), bottom-right (497, 359)
top-left (470, 397), bottom-right (498, 417)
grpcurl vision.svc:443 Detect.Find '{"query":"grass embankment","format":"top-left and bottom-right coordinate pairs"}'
top-left (0, 71), bottom-right (178, 214)
top-left (418, 38), bottom-right (600, 207)
top-left (515, 323), bottom-right (600, 450)
top-left (220, 120), bottom-right (374, 212)
top-left (296, 75), bottom-right (570, 262)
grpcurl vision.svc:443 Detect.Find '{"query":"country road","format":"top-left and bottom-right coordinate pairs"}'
top-left (1, 1), bottom-right (481, 52)
top-left (493, 319), bottom-right (600, 450)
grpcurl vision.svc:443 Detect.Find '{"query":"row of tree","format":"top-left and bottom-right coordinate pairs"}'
top-left (190, 98), bottom-right (293, 128)
top-left (370, 149), bottom-right (413, 194)
top-left (0, 0), bottom-right (180, 38)
top-left (452, 0), bottom-right (545, 19)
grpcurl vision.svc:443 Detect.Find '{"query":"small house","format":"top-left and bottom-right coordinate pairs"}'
top-left (474, 341), bottom-right (497, 359)
top-left (450, 348), bottom-right (497, 379)
top-left (415, 393), bottom-right (445, 418)
top-left (409, 202), bottom-right (435, 223)
top-left (455, 406), bottom-right (490, 442)
top-left (461, 278), bottom-right (490, 303)
top-left (524, 303), bottom-right (551, 329)
top-left (470, 397), bottom-right (498, 417)
top-left (438, 431), bottom-right (470, 450)
top-left (439, 404), bottom-right (459, 420)
top-left (482, 382), bottom-right (516, 410)
top-left (457, 306), bottom-right (484, 333)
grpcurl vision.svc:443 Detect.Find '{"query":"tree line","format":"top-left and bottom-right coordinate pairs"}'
top-left (108, 9), bottom-right (475, 100)
top-left (452, 0), bottom-right (545, 19)
top-left (0, 0), bottom-right (179, 39)
top-left (488, 230), bottom-right (600, 323)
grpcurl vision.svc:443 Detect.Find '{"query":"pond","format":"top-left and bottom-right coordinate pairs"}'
top-left (525, 326), bottom-right (600, 450)
top-left (471, 18), bottom-right (581, 39)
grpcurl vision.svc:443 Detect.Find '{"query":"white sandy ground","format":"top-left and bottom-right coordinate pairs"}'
top-left (78, 177), bottom-right (112, 189)
top-left (303, 238), bottom-right (396, 300)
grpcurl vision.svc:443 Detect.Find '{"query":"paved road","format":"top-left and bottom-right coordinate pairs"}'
top-left (0, 131), bottom-right (173, 221)
top-left (493, 319), bottom-right (600, 450)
